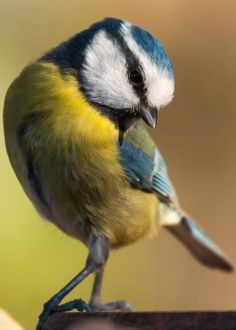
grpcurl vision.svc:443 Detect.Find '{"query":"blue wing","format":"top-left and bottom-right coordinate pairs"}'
top-left (119, 140), bottom-right (154, 191)
top-left (118, 126), bottom-right (176, 202)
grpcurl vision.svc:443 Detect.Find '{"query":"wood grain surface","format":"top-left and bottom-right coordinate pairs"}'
top-left (43, 311), bottom-right (236, 330)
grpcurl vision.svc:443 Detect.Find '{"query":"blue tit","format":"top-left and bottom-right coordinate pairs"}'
top-left (3, 18), bottom-right (234, 329)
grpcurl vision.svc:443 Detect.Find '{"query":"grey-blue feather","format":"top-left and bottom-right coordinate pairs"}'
top-left (119, 140), bottom-right (153, 191)
top-left (118, 123), bottom-right (176, 202)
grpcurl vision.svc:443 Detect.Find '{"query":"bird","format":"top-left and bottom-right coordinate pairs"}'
top-left (3, 17), bottom-right (234, 329)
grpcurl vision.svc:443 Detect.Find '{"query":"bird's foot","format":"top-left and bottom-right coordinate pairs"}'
top-left (36, 298), bottom-right (91, 330)
top-left (90, 300), bottom-right (133, 312)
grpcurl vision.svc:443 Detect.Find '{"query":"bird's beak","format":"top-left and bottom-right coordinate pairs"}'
top-left (139, 106), bottom-right (159, 128)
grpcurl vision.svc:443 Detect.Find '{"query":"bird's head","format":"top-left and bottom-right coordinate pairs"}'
top-left (42, 18), bottom-right (174, 137)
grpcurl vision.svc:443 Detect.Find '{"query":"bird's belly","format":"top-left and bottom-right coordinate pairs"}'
top-left (8, 142), bottom-right (160, 248)
top-left (16, 133), bottom-right (161, 248)
top-left (96, 188), bottom-right (160, 248)
top-left (46, 183), bottom-right (160, 249)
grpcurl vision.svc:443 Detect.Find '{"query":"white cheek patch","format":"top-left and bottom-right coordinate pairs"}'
top-left (82, 30), bottom-right (139, 109)
top-left (121, 22), bottom-right (174, 109)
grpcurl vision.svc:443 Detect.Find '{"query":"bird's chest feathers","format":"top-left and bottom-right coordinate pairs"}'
top-left (33, 63), bottom-right (126, 205)
top-left (7, 62), bottom-right (158, 247)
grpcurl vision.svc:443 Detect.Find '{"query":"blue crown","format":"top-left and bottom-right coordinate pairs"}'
top-left (41, 17), bottom-right (173, 79)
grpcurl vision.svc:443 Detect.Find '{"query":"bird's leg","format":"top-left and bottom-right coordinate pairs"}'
top-left (89, 267), bottom-right (104, 307)
top-left (36, 228), bottom-right (110, 330)
top-left (89, 267), bottom-right (133, 312)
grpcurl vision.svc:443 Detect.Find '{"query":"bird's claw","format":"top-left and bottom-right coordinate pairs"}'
top-left (36, 298), bottom-right (91, 330)
top-left (55, 299), bottom-right (92, 312)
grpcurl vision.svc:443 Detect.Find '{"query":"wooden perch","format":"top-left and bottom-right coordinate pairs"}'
top-left (43, 311), bottom-right (236, 330)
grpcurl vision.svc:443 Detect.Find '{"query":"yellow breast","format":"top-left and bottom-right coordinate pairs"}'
top-left (4, 62), bottom-right (160, 248)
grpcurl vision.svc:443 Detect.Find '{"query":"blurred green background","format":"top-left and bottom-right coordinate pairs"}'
top-left (1, 0), bottom-right (236, 329)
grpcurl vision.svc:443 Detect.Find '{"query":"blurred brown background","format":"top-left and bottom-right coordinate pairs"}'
top-left (0, 0), bottom-right (236, 329)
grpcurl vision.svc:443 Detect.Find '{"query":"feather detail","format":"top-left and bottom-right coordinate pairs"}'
top-left (166, 216), bottom-right (234, 272)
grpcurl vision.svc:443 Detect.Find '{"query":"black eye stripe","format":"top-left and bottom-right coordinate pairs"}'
top-left (105, 30), bottom-right (149, 107)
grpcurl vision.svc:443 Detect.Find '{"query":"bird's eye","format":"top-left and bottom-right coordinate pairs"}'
top-left (129, 69), bottom-right (143, 85)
